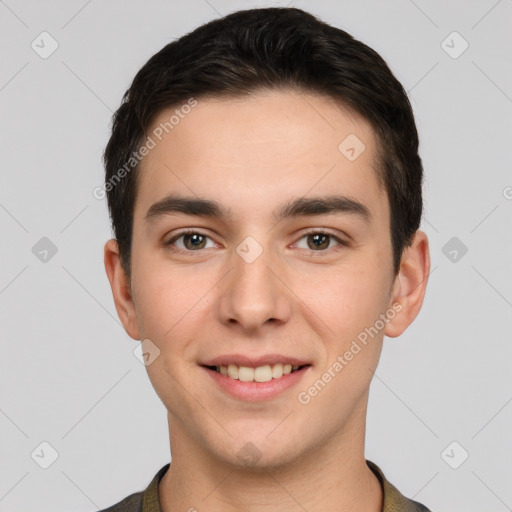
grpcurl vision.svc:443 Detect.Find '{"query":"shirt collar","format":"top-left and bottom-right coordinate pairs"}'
top-left (141, 460), bottom-right (428, 512)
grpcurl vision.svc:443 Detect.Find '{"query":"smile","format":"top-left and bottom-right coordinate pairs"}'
top-left (202, 362), bottom-right (311, 401)
top-left (207, 363), bottom-right (307, 382)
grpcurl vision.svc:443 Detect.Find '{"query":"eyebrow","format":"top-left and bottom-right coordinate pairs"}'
top-left (145, 193), bottom-right (371, 224)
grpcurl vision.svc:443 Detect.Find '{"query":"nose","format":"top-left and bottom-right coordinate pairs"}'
top-left (216, 239), bottom-right (292, 334)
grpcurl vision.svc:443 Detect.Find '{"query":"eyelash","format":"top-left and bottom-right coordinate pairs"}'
top-left (165, 228), bottom-right (348, 256)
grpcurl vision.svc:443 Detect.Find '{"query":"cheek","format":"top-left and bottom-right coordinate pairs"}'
top-left (134, 263), bottom-right (211, 408)
top-left (292, 260), bottom-right (391, 344)
top-left (132, 257), bottom-right (217, 353)
top-left (135, 276), bottom-right (179, 339)
top-left (295, 268), bottom-right (387, 417)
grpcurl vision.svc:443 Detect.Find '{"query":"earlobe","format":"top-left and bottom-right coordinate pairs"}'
top-left (104, 239), bottom-right (140, 340)
top-left (384, 230), bottom-right (430, 339)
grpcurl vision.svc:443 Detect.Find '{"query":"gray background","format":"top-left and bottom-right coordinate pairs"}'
top-left (1, 0), bottom-right (511, 511)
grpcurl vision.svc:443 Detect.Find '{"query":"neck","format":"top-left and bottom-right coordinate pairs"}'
top-left (159, 408), bottom-right (383, 512)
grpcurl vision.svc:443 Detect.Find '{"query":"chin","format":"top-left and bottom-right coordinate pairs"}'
top-left (207, 431), bottom-right (307, 472)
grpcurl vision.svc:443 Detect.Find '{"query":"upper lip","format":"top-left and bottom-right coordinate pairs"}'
top-left (201, 354), bottom-right (311, 367)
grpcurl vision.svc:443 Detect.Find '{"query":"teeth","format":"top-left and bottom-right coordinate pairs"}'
top-left (272, 364), bottom-right (283, 379)
top-left (227, 364), bottom-right (239, 379)
top-left (239, 366), bottom-right (254, 382)
top-left (214, 363), bottom-right (304, 382)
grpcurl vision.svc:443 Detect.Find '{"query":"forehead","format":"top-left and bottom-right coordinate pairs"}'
top-left (135, 90), bottom-right (387, 224)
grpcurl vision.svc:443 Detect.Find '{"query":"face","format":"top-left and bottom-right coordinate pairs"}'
top-left (106, 89), bottom-right (429, 470)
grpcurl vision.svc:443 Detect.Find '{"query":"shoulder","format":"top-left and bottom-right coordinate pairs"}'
top-left (366, 460), bottom-right (433, 512)
top-left (97, 491), bottom-right (144, 512)
top-left (95, 463), bottom-right (170, 512)
top-left (411, 502), bottom-right (432, 512)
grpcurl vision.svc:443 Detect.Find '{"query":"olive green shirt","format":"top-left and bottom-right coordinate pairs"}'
top-left (99, 460), bottom-right (431, 511)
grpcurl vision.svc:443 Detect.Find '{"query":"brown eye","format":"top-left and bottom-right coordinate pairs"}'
top-left (295, 231), bottom-right (344, 252)
top-left (167, 231), bottom-right (215, 252)
top-left (306, 233), bottom-right (331, 250)
top-left (182, 233), bottom-right (207, 250)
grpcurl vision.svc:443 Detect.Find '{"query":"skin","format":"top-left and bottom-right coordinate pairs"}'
top-left (104, 89), bottom-right (430, 512)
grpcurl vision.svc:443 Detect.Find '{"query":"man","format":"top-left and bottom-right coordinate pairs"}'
top-left (101, 7), bottom-right (431, 511)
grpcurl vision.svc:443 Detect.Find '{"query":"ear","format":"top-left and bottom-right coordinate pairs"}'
top-left (104, 239), bottom-right (140, 340)
top-left (384, 230), bottom-right (430, 338)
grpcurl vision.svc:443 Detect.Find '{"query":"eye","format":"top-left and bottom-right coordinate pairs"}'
top-left (166, 230), bottom-right (217, 252)
top-left (165, 229), bottom-right (347, 255)
top-left (294, 230), bottom-right (346, 252)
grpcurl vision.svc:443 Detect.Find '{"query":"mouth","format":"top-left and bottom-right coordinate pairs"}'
top-left (203, 363), bottom-right (310, 383)
top-left (200, 360), bottom-right (312, 401)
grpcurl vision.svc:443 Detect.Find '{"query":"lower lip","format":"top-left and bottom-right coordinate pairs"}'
top-left (203, 366), bottom-right (310, 402)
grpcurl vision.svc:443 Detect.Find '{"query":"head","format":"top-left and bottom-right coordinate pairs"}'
top-left (103, 7), bottom-right (429, 469)
top-left (104, 7), bottom-right (423, 279)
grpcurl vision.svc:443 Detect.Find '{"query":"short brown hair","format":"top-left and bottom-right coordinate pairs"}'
top-left (103, 7), bottom-right (423, 276)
